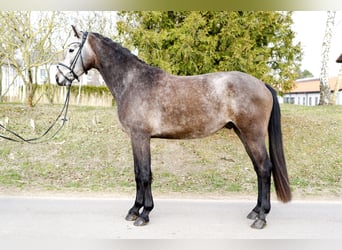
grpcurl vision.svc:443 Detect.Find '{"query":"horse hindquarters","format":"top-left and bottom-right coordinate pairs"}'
top-left (233, 84), bottom-right (291, 229)
top-left (228, 84), bottom-right (275, 229)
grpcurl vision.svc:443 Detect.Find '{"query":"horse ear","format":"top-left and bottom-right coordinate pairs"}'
top-left (71, 25), bottom-right (82, 38)
top-left (336, 53), bottom-right (342, 63)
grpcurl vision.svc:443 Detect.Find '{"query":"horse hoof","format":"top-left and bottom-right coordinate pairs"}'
top-left (251, 219), bottom-right (267, 229)
top-left (247, 211), bottom-right (258, 220)
top-left (125, 213), bottom-right (139, 221)
top-left (133, 217), bottom-right (149, 226)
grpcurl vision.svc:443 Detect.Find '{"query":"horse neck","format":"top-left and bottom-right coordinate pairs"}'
top-left (89, 35), bottom-right (161, 102)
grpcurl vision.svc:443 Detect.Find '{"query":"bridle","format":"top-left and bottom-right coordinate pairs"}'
top-left (57, 31), bottom-right (89, 84)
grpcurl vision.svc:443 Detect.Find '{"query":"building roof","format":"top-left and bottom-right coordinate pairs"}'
top-left (289, 77), bottom-right (342, 93)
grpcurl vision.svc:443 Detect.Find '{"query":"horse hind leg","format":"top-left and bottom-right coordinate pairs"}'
top-left (232, 126), bottom-right (271, 229)
top-left (247, 141), bottom-right (271, 229)
top-left (249, 159), bottom-right (272, 230)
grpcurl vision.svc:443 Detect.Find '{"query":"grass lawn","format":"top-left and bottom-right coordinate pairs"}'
top-left (0, 103), bottom-right (341, 199)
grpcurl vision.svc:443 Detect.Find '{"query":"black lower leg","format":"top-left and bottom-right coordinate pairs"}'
top-left (134, 178), bottom-right (154, 226)
top-left (126, 178), bottom-right (144, 221)
top-left (134, 208), bottom-right (152, 226)
top-left (247, 175), bottom-right (262, 220)
top-left (250, 159), bottom-right (272, 229)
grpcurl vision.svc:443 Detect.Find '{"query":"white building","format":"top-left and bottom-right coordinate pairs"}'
top-left (283, 77), bottom-right (342, 106)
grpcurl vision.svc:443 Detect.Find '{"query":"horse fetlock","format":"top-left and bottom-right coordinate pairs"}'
top-left (247, 210), bottom-right (259, 220)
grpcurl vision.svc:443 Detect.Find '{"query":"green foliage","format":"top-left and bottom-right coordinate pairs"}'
top-left (117, 11), bottom-right (303, 93)
top-left (298, 69), bottom-right (314, 79)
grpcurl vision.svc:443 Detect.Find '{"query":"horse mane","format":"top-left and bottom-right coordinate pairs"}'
top-left (90, 32), bottom-right (161, 71)
top-left (88, 32), bottom-right (164, 89)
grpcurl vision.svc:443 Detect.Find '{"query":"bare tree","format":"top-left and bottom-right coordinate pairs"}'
top-left (319, 11), bottom-right (336, 105)
top-left (0, 11), bottom-right (64, 107)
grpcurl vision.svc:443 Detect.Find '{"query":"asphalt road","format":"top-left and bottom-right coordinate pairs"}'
top-left (0, 196), bottom-right (341, 239)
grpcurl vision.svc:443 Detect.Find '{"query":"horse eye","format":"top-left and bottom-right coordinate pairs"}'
top-left (69, 48), bottom-right (74, 53)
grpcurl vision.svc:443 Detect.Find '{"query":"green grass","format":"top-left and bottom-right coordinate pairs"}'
top-left (0, 103), bottom-right (341, 198)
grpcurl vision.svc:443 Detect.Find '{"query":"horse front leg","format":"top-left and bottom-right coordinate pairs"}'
top-left (125, 133), bottom-right (154, 226)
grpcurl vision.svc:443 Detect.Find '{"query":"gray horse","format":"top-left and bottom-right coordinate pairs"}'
top-left (56, 26), bottom-right (291, 229)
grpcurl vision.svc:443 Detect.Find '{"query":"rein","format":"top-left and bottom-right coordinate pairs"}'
top-left (0, 84), bottom-right (71, 144)
top-left (0, 31), bottom-right (89, 144)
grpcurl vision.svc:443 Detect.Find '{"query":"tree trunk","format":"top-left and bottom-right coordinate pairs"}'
top-left (27, 83), bottom-right (38, 107)
top-left (319, 11), bottom-right (336, 105)
top-left (26, 69), bottom-right (37, 107)
top-left (28, 92), bottom-right (34, 108)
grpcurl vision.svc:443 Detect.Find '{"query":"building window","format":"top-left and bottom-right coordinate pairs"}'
top-left (315, 97), bottom-right (319, 105)
top-left (284, 96), bottom-right (295, 104)
top-left (309, 97), bottom-right (312, 106)
top-left (303, 97), bottom-right (306, 105)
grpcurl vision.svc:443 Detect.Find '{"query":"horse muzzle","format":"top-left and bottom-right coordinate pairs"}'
top-left (55, 72), bottom-right (70, 86)
top-left (56, 64), bottom-right (78, 86)
top-left (55, 74), bottom-right (66, 86)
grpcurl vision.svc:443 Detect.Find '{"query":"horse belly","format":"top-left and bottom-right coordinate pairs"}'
top-left (149, 75), bottom-right (232, 139)
top-left (150, 105), bottom-right (229, 139)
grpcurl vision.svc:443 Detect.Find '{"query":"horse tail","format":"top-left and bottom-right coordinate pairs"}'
top-left (265, 84), bottom-right (292, 203)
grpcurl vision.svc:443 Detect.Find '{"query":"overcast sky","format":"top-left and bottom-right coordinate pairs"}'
top-left (292, 11), bottom-right (342, 78)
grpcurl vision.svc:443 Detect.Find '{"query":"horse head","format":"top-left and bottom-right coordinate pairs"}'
top-left (55, 25), bottom-right (94, 86)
